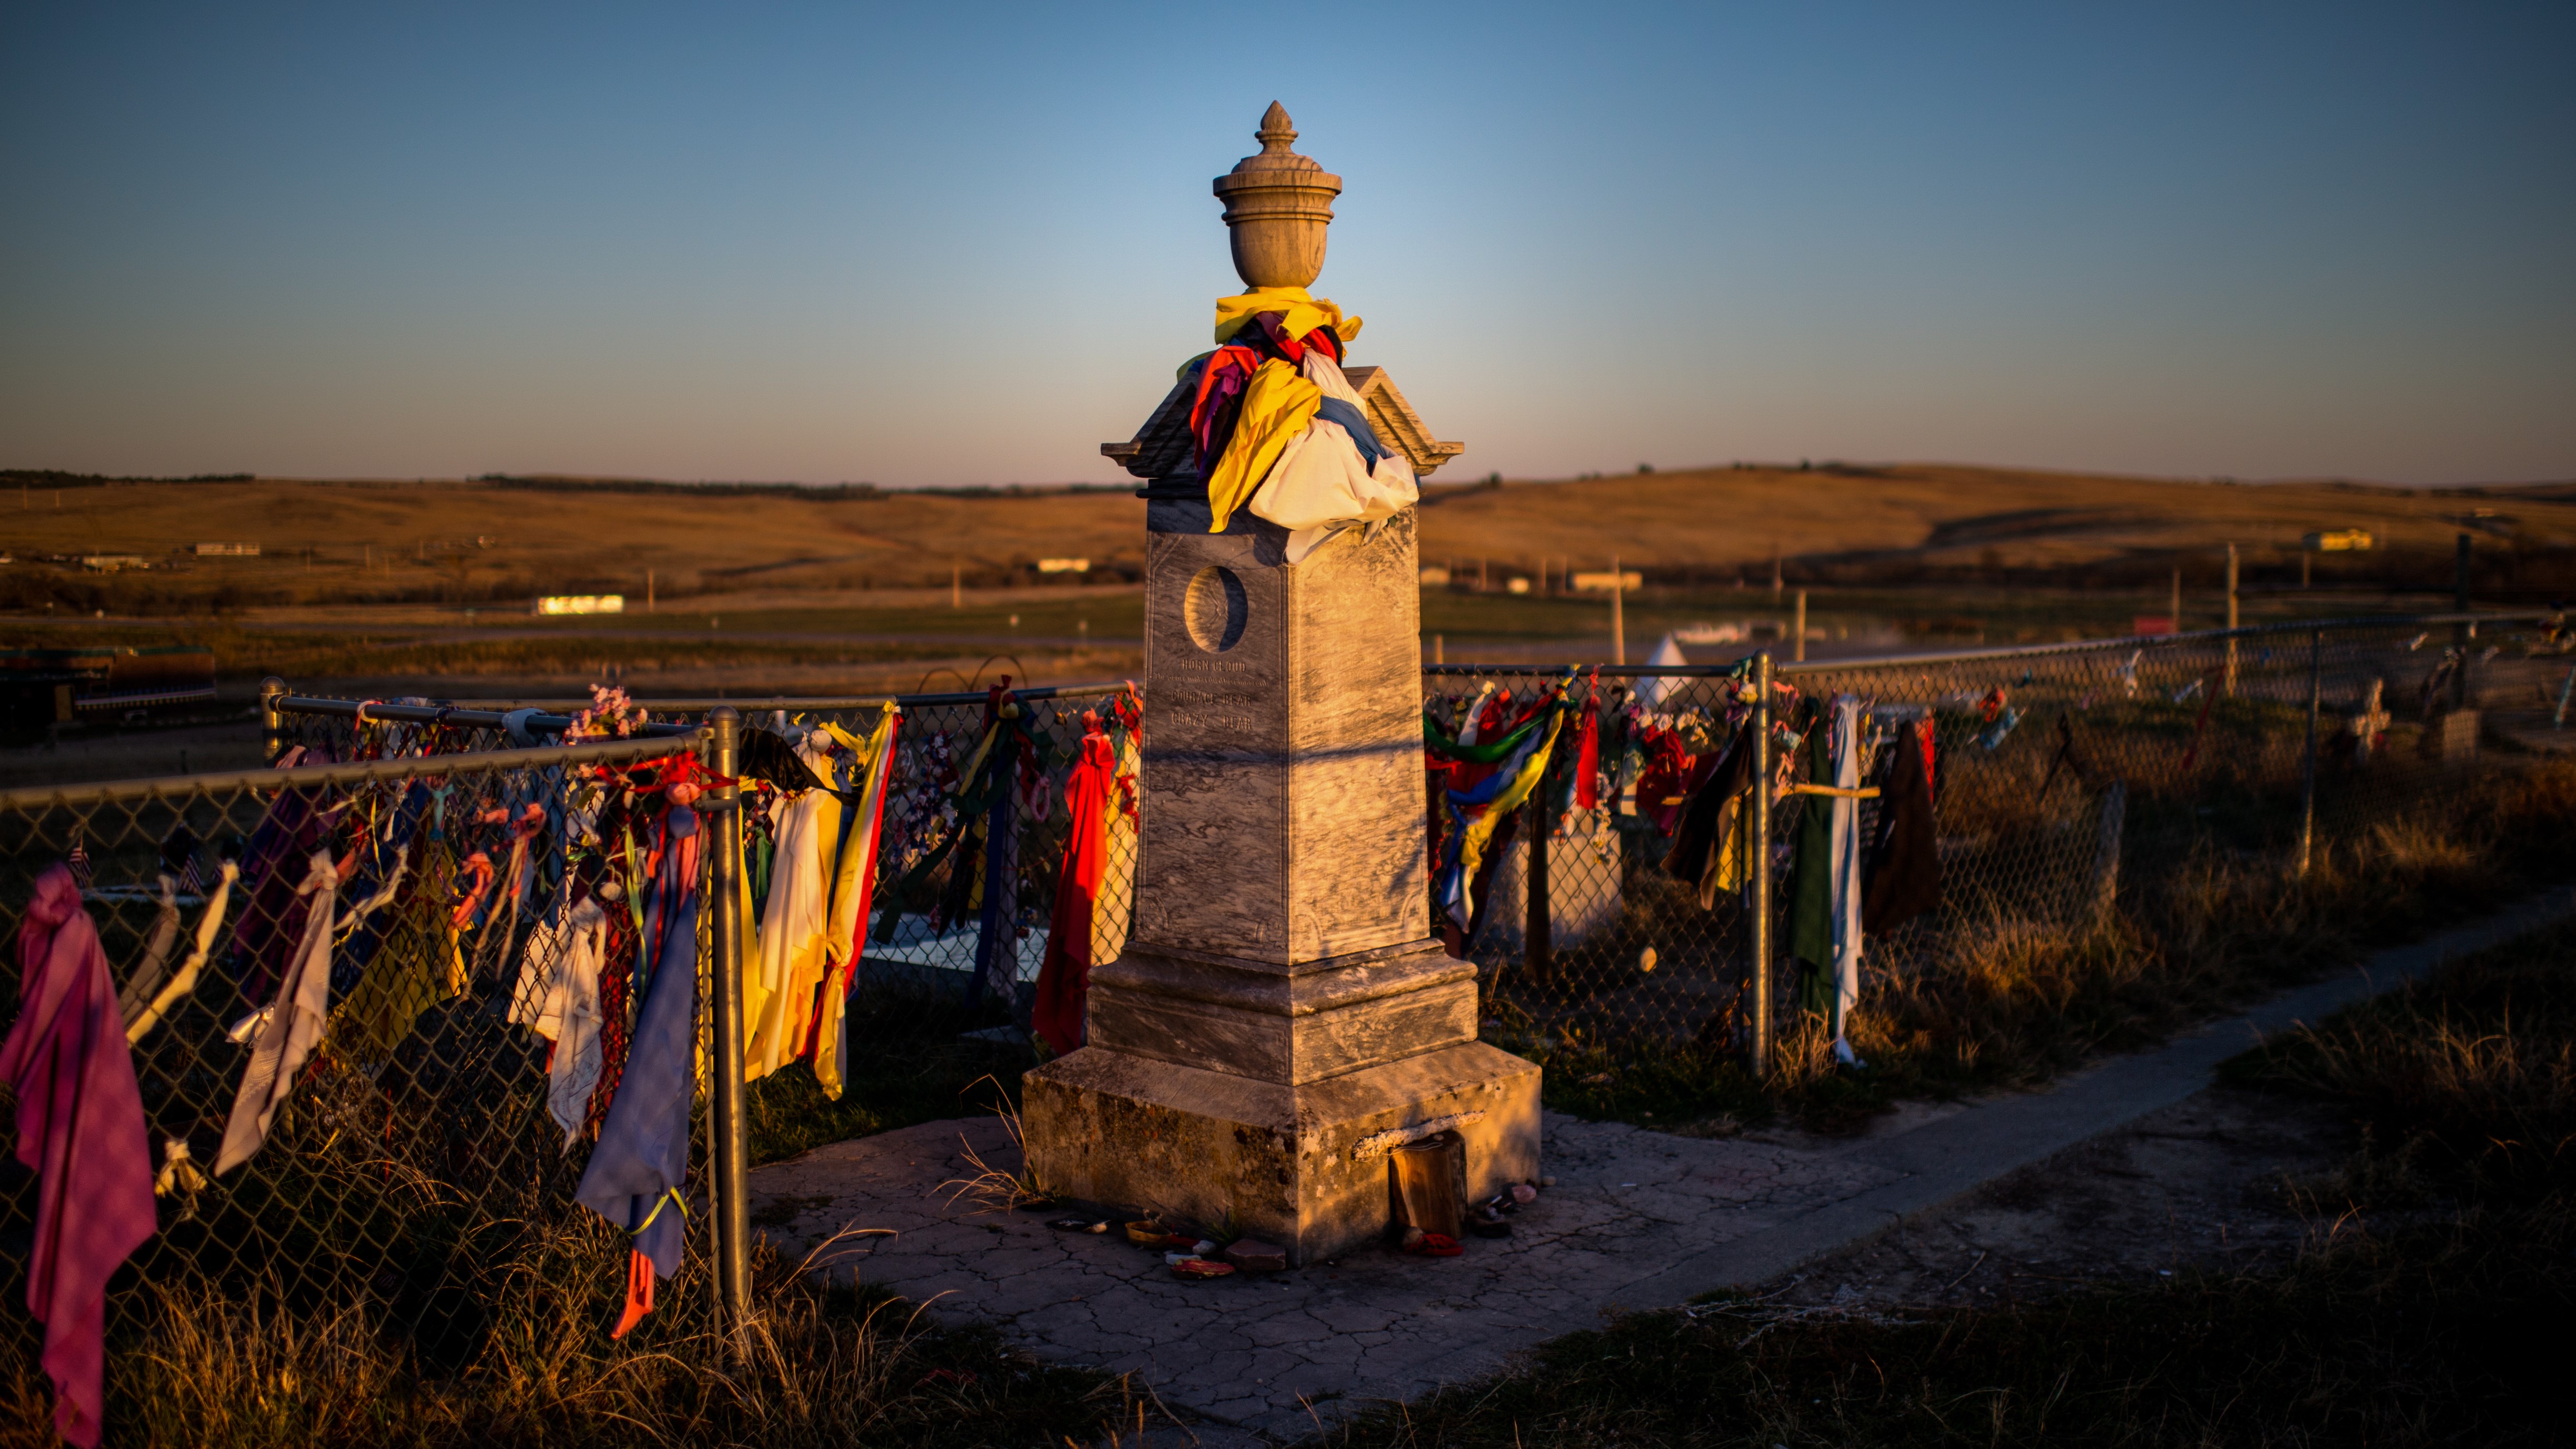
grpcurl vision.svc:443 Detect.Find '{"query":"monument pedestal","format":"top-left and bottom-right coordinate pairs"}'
top-left (1024, 511), bottom-right (1542, 1265)
top-left (1026, 1035), bottom-right (1538, 1266)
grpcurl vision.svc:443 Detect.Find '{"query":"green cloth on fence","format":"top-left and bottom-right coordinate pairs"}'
top-left (1422, 710), bottom-right (1541, 765)
top-left (1787, 702), bottom-right (1836, 1015)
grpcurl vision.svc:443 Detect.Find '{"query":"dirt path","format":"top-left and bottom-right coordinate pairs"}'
top-left (1767, 1083), bottom-right (2350, 1313)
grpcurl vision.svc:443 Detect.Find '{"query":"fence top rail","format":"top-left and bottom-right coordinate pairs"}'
top-left (273, 694), bottom-right (699, 738)
top-left (269, 680), bottom-right (1137, 724)
top-left (635, 681), bottom-right (1136, 712)
top-left (1419, 609), bottom-right (2560, 681)
top-left (0, 732), bottom-right (699, 814)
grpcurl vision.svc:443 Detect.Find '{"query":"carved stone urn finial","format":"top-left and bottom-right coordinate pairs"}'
top-left (1213, 102), bottom-right (1342, 290)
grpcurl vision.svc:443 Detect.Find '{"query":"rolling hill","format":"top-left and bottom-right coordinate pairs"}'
top-left (4, 463), bottom-right (2571, 615)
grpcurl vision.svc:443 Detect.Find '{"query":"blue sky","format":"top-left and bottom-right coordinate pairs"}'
top-left (2, 2), bottom-right (2568, 487)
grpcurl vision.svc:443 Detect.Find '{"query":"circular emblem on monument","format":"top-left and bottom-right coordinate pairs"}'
top-left (1184, 565), bottom-right (1247, 653)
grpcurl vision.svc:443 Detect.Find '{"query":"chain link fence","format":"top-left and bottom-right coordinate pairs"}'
top-left (3, 610), bottom-right (2563, 1435)
top-left (257, 609), bottom-right (2566, 1081)
top-left (0, 729), bottom-right (713, 1398)
top-left (266, 683), bottom-right (1143, 1046)
top-left (1428, 611), bottom-right (2569, 1063)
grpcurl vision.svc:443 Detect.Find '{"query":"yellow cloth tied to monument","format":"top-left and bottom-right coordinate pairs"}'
top-left (1206, 359), bottom-right (1321, 533)
top-left (1211, 286), bottom-right (1362, 347)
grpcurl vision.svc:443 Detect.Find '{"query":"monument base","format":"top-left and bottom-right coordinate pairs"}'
top-left (1022, 1039), bottom-right (1540, 1266)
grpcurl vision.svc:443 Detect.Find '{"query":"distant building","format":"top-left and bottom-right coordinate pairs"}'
top-left (536, 594), bottom-right (625, 615)
top-left (2302, 530), bottom-right (2374, 552)
top-left (0, 645), bottom-right (214, 735)
top-left (80, 647), bottom-right (217, 718)
top-left (1672, 622), bottom-right (1743, 645)
top-left (1506, 577), bottom-right (1530, 594)
top-left (1569, 571), bottom-right (1642, 592)
top-left (194, 542), bottom-right (260, 556)
top-left (1417, 566), bottom-right (1451, 585)
top-left (80, 554), bottom-right (148, 572)
top-left (1037, 557), bottom-right (1090, 573)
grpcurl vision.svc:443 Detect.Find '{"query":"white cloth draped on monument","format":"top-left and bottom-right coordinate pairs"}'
top-left (1249, 351), bottom-right (1418, 561)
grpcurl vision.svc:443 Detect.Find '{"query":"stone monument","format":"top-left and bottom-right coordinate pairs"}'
top-left (1021, 105), bottom-right (1539, 1266)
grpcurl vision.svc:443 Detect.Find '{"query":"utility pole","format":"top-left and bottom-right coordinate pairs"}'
top-left (1793, 590), bottom-right (1808, 663)
top-left (647, 570), bottom-right (655, 612)
top-left (2224, 544), bottom-right (2240, 697)
top-left (1770, 544), bottom-right (1782, 600)
top-left (2454, 532), bottom-right (2472, 707)
top-left (2169, 568), bottom-right (2181, 631)
top-left (1611, 554), bottom-right (1625, 666)
top-left (951, 563), bottom-right (962, 609)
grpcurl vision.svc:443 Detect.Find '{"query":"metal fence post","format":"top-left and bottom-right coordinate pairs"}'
top-left (706, 707), bottom-right (752, 1327)
top-left (259, 675), bottom-right (288, 763)
top-left (1747, 652), bottom-right (1773, 1080)
top-left (2298, 626), bottom-right (2323, 879)
top-left (2089, 780), bottom-right (2125, 922)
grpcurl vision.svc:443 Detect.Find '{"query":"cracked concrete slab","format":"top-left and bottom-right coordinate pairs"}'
top-left (748, 886), bottom-right (2576, 1444)
top-left (756, 1107), bottom-right (1904, 1442)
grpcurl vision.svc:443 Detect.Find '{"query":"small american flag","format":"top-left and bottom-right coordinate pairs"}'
top-left (161, 827), bottom-right (205, 894)
top-left (66, 837), bottom-right (92, 890)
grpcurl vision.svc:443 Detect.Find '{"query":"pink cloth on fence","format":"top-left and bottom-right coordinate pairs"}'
top-left (1, 865), bottom-right (157, 1447)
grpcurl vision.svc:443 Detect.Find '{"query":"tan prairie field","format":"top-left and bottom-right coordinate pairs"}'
top-left (0, 463), bottom-right (2570, 757)
top-left (4, 464), bottom-right (2572, 610)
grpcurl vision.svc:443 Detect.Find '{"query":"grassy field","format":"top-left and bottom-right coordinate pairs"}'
top-left (0, 1216), bottom-right (1148, 1449)
top-left (13, 847), bottom-right (2562, 1447)
top-left (6, 464), bottom-right (2572, 620)
top-left (1311, 917), bottom-right (2576, 1449)
top-left (0, 575), bottom-right (2469, 712)
top-left (1525, 752), bottom-right (2576, 1137)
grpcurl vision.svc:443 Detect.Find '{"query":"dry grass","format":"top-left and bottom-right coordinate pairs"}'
top-left (2236, 921), bottom-right (2576, 1209)
top-left (1411, 461), bottom-right (2576, 575)
top-left (0, 477), bottom-right (1147, 608)
top-left (1533, 755), bottom-right (2576, 1134)
top-left (938, 1081), bottom-right (1058, 1216)
top-left (0, 1212), bottom-right (1148, 1449)
top-left (1318, 919), bottom-right (2576, 1448)
top-left (10, 462), bottom-right (2571, 617)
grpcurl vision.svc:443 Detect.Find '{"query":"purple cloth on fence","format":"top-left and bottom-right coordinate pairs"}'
top-left (1, 865), bottom-right (157, 1447)
top-left (574, 806), bottom-right (700, 1284)
top-left (228, 782), bottom-right (330, 1002)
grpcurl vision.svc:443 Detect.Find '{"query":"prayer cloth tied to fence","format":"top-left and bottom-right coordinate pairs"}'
top-left (574, 802), bottom-right (702, 1340)
top-left (1426, 679), bottom-right (1575, 935)
top-left (2, 866), bottom-right (155, 1449)
top-left (1031, 706), bottom-right (1143, 1057)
